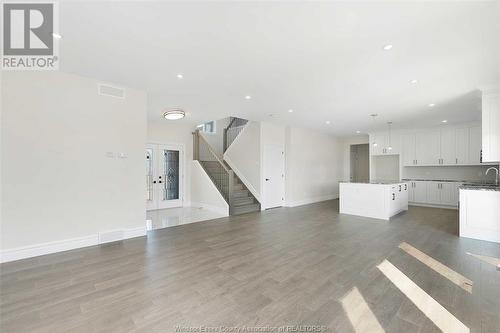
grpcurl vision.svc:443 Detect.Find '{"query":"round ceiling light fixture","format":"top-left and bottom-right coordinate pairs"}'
top-left (163, 108), bottom-right (185, 120)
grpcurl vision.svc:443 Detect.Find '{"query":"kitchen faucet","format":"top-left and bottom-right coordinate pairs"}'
top-left (485, 167), bottom-right (500, 185)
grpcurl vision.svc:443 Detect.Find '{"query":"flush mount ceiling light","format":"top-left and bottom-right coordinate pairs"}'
top-left (356, 130), bottom-right (361, 134)
top-left (442, 120), bottom-right (448, 123)
top-left (383, 44), bottom-right (393, 50)
top-left (163, 108), bottom-right (185, 120)
top-left (52, 33), bottom-right (62, 39)
top-left (326, 120), bottom-right (331, 125)
top-left (176, 74), bottom-right (183, 79)
top-left (288, 109), bottom-right (294, 113)
top-left (410, 79), bottom-right (418, 84)
top-left (428, 103), bottom-right (436, 107)
top-left (245, 95), bottom-right (252, 100)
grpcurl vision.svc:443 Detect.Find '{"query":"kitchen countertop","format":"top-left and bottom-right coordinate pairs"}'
top-left (340, 180), bottom-right (405, 185)
top-left (459, 184), bottom-right (500, 191)
top-left (402, 178), bottom-right (467, 182)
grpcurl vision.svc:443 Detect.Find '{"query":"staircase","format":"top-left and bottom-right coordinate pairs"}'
top-left (193, 130), bottom-right (260, 215)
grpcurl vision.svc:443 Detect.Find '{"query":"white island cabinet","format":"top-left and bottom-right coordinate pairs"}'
top-left (339, 182), bottom-right (408, 220)
top-left (459, 187), bottom-right (500, 243)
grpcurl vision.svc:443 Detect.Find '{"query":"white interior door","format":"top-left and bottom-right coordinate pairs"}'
top-left (146, 143), bottom-right (183, 211)
top-left (263, 144), bottom-right (285, 209)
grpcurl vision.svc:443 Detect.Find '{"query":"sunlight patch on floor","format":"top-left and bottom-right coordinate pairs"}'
top-left (399, 242), bottom-right (473, 293)
top-left (466, 252), bottom-right (500, 270)
top-left (377, 260), bottom-right (469, 333)
top-left (341, 287), bottom-right (385, 333)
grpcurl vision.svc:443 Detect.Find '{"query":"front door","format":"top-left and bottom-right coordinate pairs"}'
top-left (263, 144), bottom-right (285, 209)
top-left (146, 143), bottom-right (183, 211)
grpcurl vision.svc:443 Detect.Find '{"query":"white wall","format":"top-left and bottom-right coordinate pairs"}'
top-left (190, 161), bottom-right (229, 215)
top-left (285, 127), bottom-right (342, 207)
top-left (372, 155), bottom-right (400, 181)
top-left (224, 121), bottom-right (261, 201)
top-left (1, 71), bottom-right (147, 261)
top-left (147, 119), bottom-right (196, 205)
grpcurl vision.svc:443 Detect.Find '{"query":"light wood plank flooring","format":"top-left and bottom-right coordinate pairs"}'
top-left (1, 200), bottom-right (499, 332)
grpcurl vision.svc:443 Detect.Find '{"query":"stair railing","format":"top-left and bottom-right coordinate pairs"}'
top-left (193, 130), bottom-right (234, 204)
top-left (223, 117), bottom-right (248, 152)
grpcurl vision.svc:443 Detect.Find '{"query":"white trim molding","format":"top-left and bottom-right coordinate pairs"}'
top-left (0, 226), bottom-right (147, 263)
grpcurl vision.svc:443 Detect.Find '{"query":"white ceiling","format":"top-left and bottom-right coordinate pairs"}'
top-left (59, 1), bottom-right (500, 136)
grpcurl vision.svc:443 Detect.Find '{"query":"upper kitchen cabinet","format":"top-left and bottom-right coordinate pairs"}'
top-left (482, 86), bottom-right (500, 162)
top-left (440, 128), bottom-right (456, 165)
top-left (469, 125), bottom-right (482, 164)
top-left (415, 130), bottom-right (441, 165)
top-left (401, 124), bottom-right (483, 166)
top-left (402, 134), bottom-right (416, 166)
top-left (369, 133), bottom-right (401, 156)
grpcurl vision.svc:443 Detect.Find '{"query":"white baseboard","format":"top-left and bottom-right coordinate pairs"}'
top-left (190, 202), bottom-right (229, 216)
top-left (223, 155), bottom-right (261, 203)
top-left (0, 226), bottom-right (147, 264)
top-left (285, 194), bottom-right (338, 207)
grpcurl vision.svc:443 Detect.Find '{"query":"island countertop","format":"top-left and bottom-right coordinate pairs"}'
top-left (339, 180), bottom-right (407, 185)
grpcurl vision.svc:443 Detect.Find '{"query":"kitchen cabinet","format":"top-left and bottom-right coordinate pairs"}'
top-left (455, 127), bottom-right (469, 164)
top-left (370, 133), bottom-right (401, 155)
top-left (408, 181), bottom-right (427, 204)
top-left (440, 128), bottom-right (456, 165)
top-left (402, 134), bottom-right (416, 166)
top-left (401, 124), bottom-right (483, 166)
top-left (482, 88), bottom-right (500, 163)
top-left (469, 125), bottom-right (482, 164)
top-left (415, 130), bottom-right (441, 165)
top-left (423, 181), bottom-right (461, 207)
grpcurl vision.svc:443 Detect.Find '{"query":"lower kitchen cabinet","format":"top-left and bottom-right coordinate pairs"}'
top-left (408, 181), bottom-right (428, 203)
top-left (408, 180), bottom-right (461, 208)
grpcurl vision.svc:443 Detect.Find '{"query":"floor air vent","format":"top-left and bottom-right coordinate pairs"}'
top-left (98, 84), bottom-right (125, 99)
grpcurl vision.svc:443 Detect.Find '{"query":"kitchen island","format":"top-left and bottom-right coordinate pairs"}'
top-left (459, 184), bottom-right (500, 243)
top-left (339, 181), bottom-right (409, 220)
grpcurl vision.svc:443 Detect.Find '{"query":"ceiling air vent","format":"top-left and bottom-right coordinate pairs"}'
top-left (98, 84), bottom-right (125, 99)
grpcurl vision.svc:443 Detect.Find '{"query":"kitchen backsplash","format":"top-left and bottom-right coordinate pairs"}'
top-left (402, 165), bottom-right (499, 182)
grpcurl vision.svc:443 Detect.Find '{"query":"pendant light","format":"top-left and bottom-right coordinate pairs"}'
top-left (387, 122), bottom-right (393, 151)
top-left (370, 114), bottom-right (378, 147)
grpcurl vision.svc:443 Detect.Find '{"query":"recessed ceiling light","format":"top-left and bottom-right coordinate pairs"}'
top-left (441, 120), bottom-right (448, 123)
top-left (428, 103), bottom-right (436, 107)
top-left (383, 44), bottom-right (393, 50)
top-left (288, 109), bottom-right (293, 113)
top-left (410, 79), bottom-right (418, 84)
top-left (52, 33), bottom-right (62, 39)
top-left (326, 120), bottom-right (331, 125)
top-left (176, 74), bottom-right (183, 79)
top-left (163, 108), bottom-right (185, 120)
top-left (245, 95), bottom-right (251, 100)
top-left (356, 130), bottom-right (361, 134)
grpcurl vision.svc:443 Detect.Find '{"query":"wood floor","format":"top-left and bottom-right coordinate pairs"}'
top-left (1, 200), bottom-right (499, 333)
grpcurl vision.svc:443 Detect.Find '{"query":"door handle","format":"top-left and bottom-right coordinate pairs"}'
top-left (392, 193), bottom-right (395, 200)
top-left (265, 178), bottom-right (270, 181)
top-left (153, 181), bottom-right (157, 184)
top-left (158, 181), bottom-right (162, 184)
